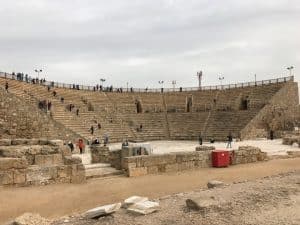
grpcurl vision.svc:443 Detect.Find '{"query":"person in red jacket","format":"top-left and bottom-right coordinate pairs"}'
top-left (77, 139), bottom-right (85, 154)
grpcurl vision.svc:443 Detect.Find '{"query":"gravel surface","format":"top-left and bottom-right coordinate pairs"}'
top-left (52, 171), bottom-right (300, 225)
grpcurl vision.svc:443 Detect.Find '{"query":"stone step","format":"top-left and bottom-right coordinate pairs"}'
top-left (85, 163), bottom-right (111, 169)
top-left (85, 166), bottom-right (124, 179)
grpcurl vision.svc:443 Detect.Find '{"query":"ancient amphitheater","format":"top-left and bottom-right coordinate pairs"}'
top-left (0, 72), bottom-right (300, 225)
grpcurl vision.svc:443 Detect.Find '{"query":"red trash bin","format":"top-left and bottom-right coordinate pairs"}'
top-left (212, 150), bottom-right (230, 167)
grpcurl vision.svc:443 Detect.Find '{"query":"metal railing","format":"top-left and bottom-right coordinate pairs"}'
top-left (0, 71), bottom-right (294, 93)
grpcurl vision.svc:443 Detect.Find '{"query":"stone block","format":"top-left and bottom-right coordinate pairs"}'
top-left (41, 145), bottom-right (59, 154)
top-left (26, 139), bottom-right (39, 145)
top-left (165, 163), bottom-right (178, 173)
top-left (25, 155), bottom-right (35, 165)
top-left (27, 146), bottom-right (42, 155)
top-left (147, 166), bottom-right (159, 174)
top-left (64, 156), bottom-right (82, 165)
top-left (195, 146), bottom-right (215, 151)
top-left (128, 167), bottom-right (148, 177)
top-left (207, 180), bottom-right (224, 189)
top-left (0, 171), bottom-right (14, 185)
top-left (0, 158), bottom-right (28, 170)
top-left (175, 152), bottom-right (199, 163)
top-left (60, 145), bottom-right (72, 157)
top-left (124, 162), bottom-right (136, 170)
top-left (48, 140), bottom-right (64, 147)
top-left (34, 154), bottom-right (56, 165)
top-left (13, 169), bottom-right (26, 184)
top-left (127, 200), bottom-right (160, 215)
top-left (52, 154), bottom-right (63, 165)
top-left (0, 139), bottom-right (11, 146)
top-left (34, 155), bottom-right (44, 165)
top-left (57, 166), bottom-right (72, 178)
top-left (38, 139), bottom-right (49, 145)
top-left (123, 196), bottom-right (148, 209)
top-left (143, 154), bottom-right (176, 167)
top-left (11, 139), bottom-right (28, 145)
top-left (178, 161), bottom-right (195, 171)
top-left (85, 203), bottom-right (122, 219)
top-left (71, 169), bottom-right (86, 183)
top-left (26, 166), bottom-right (58, 183)
top-left (287, 151), bottom-right (300, 157)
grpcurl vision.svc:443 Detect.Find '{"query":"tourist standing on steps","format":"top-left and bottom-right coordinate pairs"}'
top-left (5, 82), bottom-right (8, 93)
top-left (270, 130), bottom-right (274, 140)
top-left (76, 108), bottom-right (79, 116)
top-left (226, 133), bottom-right (233, 148)
top-left (90, 125), bottom-right (94, 135)
top-left (47, 101), bottom-right (52, 111)
top-left (77, 139), bottom-right (85, 154)
top-left (198, 133), bottom-right (203, 145)
top-left (103, 134), bottom-right (109, 146)
top-left (68, 141), bottom-right (74, 153)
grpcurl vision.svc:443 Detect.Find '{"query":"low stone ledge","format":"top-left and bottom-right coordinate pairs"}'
top-left (195, 146), bottom-right (215, 151)
top-left (0, 158), bottom-right (28, 170)
top-left (0, 139), bottom-right (11, 146)
top-left (64, 156), bottom-right (82, 165)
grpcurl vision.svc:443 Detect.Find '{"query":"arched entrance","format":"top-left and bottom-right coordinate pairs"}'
top-left (135, 100), bottom-right (143, 113)
top-left (186, 96), bottom-right (193, 113)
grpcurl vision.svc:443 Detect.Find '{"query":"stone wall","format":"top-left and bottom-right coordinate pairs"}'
top-left (90, 145), bottom-right (110, 163)
top-left (241, 82), bottom-right (299, 139)
top-left (282, 134), bottom-right (300, 147)
top-left (123, 151), bottom-right (212, 177)
top-left (123, 146), bottom-right (268, 177)
top-left (230, 146), bottom-right (268, 165)
top-left (0, 139), bottom-right (85, 186)
top-left (109, 149), bottom-right (122, 170)
top-left (0, 89), bottom-right (80, 141)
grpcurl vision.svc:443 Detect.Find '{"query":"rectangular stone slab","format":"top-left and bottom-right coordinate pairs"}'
top-left (85, 203), bottom-right (121, 219)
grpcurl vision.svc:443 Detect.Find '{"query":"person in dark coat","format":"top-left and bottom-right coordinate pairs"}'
top-left (5, 82), bottom-right (8, 92)
top-left (90, 125), bottom-right (94, 135)
top-left (67, 141), bottom-right (74, 152)
top-left (270, 130), bottom-right (274, 140)
top-left (226, 133), bottom-right (233, 148)
top-left (198, 133), bottom-right (203, 145)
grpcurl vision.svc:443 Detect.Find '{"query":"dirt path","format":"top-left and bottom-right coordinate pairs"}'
top-left (1, 158), bottom-right (300, 223)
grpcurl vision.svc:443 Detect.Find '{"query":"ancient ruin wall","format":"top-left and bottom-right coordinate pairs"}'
top-left (0, 139), bottom-right (85, 186)
top-left (241, 81), bottom-right (299, 139)
top-left (0, 89), bottom-right (80, 141)
top-left (122, 146), bottom-right (267, 177)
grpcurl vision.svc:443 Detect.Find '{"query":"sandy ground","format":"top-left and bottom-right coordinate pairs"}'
top-left (109, 138), bottom-right (300, 155)
top-left (52, 171), bottom-right (300, 225)
top-left (1, 158), bottom-right (300, 224)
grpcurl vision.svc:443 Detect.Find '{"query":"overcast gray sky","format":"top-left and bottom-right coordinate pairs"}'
top-left (0, 0), bottom-right (299, 89)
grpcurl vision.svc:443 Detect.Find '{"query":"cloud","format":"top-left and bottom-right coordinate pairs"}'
top-left (0, 0), bottom-right (299, 88)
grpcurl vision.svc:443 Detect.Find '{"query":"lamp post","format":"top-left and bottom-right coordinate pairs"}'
top-left (218, 76), bottom-right (224, 86)
top-left (158, 80), bottom-right (164, 89)
top-left (255, 74), bottom-right (257, 83)
top-left (287, 66), bottom-right (294, 76)
top-left (197, 71), bottom-right (203, 89)
top-left (34, 69), bottom-right (42, 79)
top-left (172, 80), bottom-right (176, 91)
top-left (100, 78), bottom-right (106, 87)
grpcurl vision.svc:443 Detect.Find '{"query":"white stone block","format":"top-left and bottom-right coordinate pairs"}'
top-left (127, 200), bottom-right (159, 215)
top-left (85, 203), bottom-right (121, 219)
top-left (123, 196), bottom-right (148, 209)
